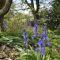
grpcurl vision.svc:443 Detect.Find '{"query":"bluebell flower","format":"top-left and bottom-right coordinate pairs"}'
top-left (38, 40), bottom-right (45, 55)
top-left (32, 22), bottom-right (38, 39)
top-left (41, 31), bottom-right (46, 36)
top-left (42, 24), bottom-right (47, 36)
top-left (33, 22), bottom-right (38, 36)
top-left (42, 35), bottom-right (48, 41)
top-left (40, 25), bottom-right (48, 41)
top-left (23, 30), bottom-right (28, 48)
top-left (41, 47), bottom-right (45, 56)
top-left (37, 24), bottom-right (51, 56)
top-left (38, 40), bottom-right (45, 47)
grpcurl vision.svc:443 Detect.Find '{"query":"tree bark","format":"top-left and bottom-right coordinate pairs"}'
top-left (0, 0), bottom-right (12, 16)
top-left (0, 0), bottom-right (12, 31)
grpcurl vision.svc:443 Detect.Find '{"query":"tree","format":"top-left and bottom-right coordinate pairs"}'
top-left (0, 0), bottom-right (12, 31)
top-left (20, 0), bottom-right (40, 22)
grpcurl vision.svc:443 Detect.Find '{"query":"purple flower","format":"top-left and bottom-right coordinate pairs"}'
top-left (40, 25), bottom-right (48, 41)
top-left (33, 23), bottom-right (38, 36)
top-left (43, 35), bottom-right (48, 41)
top-left (41, 31), bottom-right (46, 36)
top-left (23, 30), bottom-right (28, 47)
top-left (38, 40), bottom-right (45, 55)
top-left (41, 24), bottom-right (47, 37)
top-left (41, 47), bottom-right (46, 56)
top-left (32, 22), bottom-right (38, 39)
top-left (38, 40), bottom-right (45, 47)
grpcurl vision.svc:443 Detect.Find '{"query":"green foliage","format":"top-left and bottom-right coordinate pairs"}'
top-left (0, 33), bottom-right (24, 48)
top-left (46, 0), bottom-right (60, 30)
top-left (16, 45), bottom-right (60, 60)
top-left (52, 0), bottom-right (60, 13)
top-left (0, 29), bottom-right (60, 60)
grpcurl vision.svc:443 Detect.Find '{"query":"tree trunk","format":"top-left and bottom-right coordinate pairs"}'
top-left (0, 0), bottom-right (12, 31)
top-left (0, 0), bottom-right (12, 16)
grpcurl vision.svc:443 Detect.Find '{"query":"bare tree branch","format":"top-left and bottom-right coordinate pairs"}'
top-left (31, 0), bottom-right (34, 9)
top-left (25, 0), bottom-right (31, 8)
top-left (36, 0), bottom-right (39, 13)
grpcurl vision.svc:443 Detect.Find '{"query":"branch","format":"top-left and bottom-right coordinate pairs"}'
top-left (31, 0), bottom-right (34, 9)
top-left (25, 0), bottom-right (31, 8)
top-left (35, 0), bottom-right (39, 13)
top-left (25, 0), bottom-right (35, 13)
